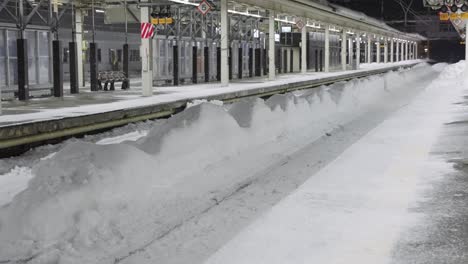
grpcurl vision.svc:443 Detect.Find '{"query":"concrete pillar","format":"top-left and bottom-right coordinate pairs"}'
top-left (268, 11), bottom-right (275, 81)
top-left (356, 34), bottom-right (360, 69)
top-left (220, 0), bottom-right (229, 86)
top-left (325, 26), bottom-right (330, 72)
top-left (400, 42), bottom-right (404, 61)
top-left (384, 39), bottom-right (388, 63)
top-left (341, 29), bottom-right (347, 71)
top-left (376, 41), bottom-right (380, 63)
top-left (301, 20), bottom-right (307, 74)
top-left (221, 0), bottom-right (229, 86)
top-left (140, 1), bottom-right (153, 96)
top-left (390, 39), bottom-right (394, 63)
top-left (395, 40), bottom-right (400, 62)
top-left (405, 41), bottom-right (409, 61)
top-left (348, 38), bottom-right (352, 66)
top-left (415, 42), bottom-right (418, 59)
top-left (367, 35), bottom-right (371, 64)
top-left (75, 9), bottom-right (84, 88)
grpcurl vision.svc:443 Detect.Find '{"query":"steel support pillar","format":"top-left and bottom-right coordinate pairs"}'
top-left (52, 40), bottom-right (63, 97)
top-left (384, 40), bottom-right (388, 63)
top-left (140, 2), bottom-right (153, 96)
top-left (324, 26), bottom-right (330, 72)
top-left (376, 41), bottom-right (380, 63)
top-left (204, 46), bottom-right (209, 82)
top-left (216, 47), bottom-right (221, 81)
top-left (192, 46), bottom-right (198, 84)
top-left (301, 22), bottom-right (307, 74)
top-left (69, 42), bottom-right (79, 93)
top-left (220, 0), bottom-right (229, 86)
top-left (89, 42), bottom-right (98, 91)
top-left (356, 34), bottom-right (360, 69)
top-left (17, 38), bottom-right (29, 101)
top-left (396, 41), bottom-right (400, 62)
top-left (238, 47), bottom-right (243, 79)
top-left (341, 30), bottom-right (346, 71)
top-left (466, 21), bottom-right (468, 75)
top-left (367, 35), bottom-right (371, 64)
top-left (405, 41), bottom-right (409, 61)
top-left (173, 46), bottom-right (179, 85)
top-left (249, 47), bottom-right (254, 78)
top-left (229, 47), bottom-right (233, 80)
top-left (390, 39), bottom-right (394, 63)
top-left (348, 38), bottom-right (352, 65)
top-left (122, 44), bottom-right (129, 89)
top-left (255, 48), bottom-right (261, 76)
top-left (75, 9), bottom-right (84, 87)
top-left (268, 11), bottom-right (275, 81)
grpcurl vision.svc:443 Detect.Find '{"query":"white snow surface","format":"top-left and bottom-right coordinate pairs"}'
top-left (204, 62), bottom-right (466, 264)
top-left (0, 62), bottom-right (446, 263)
top-left (0, 60), bottom-right (422, 126)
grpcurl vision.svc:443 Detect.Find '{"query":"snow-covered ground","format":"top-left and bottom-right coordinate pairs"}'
top-left (0, 61), bottom-right (460, 264)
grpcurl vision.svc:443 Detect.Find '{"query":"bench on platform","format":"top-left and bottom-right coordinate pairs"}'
top-left (97, 71), bottom-right (129, 91)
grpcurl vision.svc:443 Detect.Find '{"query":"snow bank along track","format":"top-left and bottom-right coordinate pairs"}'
top-left (0, 63), bottom-right (418, 157)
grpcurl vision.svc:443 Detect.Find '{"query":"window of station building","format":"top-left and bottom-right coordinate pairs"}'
top-left (117, 49), bottom-right (122, 62)
top-left (98, 48), bottom-right (102, 63)
top-left (130, 49), bottom-right (140, 61)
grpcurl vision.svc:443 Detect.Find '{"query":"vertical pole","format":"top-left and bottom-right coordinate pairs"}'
top-left (238, 46), bottom-right (243, 79)
top-left (140, 0), bottom-right (153, 96)
top-left (301, 21), bottom-right (307, 74)
top-left (356, 33), bottom-right (360, 69)
top-left (75, 9), bottom-right (84, 88)
top-left (255, 48), bottom-right (261, 76)
top-left (123, 0), bottom-right (129, 89)
top-left (52, 40), bottom-right (63, 97)
top-left (376, 41), bottom-right (380, 63)
top-left (384, 39), bottom-right (388, 63)
top-left (348, 38), bottom-right (352, 65)
top-left (396, 40), bottom-right (400, 62)
top-left (69, 3), bottom-right (78, 93)
top-left (248, 47), bottom-right (253, 77)
top-left (90, 0), bottom-right (98, 91)
top-left (192, 46), bottom-right (198, 84)
top-left (220, 0), bottom-right (229, 86)
top-left (17, 0), bottom-right (29, 101)
top-left (415, 42), bottom-right (418, 59)
top-left (390, 38), bottom-right (394, 63)
top-left (324, 26), bottom-right (330, 72)
top-left (229, 47), bottom-right (233, 80)
top-left (367, 35), bottom-right (371, 63)
top-left (204, 46), bottom-right (210, 82)
top-left (17, 39), bottom-right (29, 101)
top-left (405, 41), bottom-right (409, 61)
top-left (268, 10), bottom-right (275, 81)
top-left (216, 47), bottom-right (221, 81)
top-left (341, 29), bottom-right (346, 71)
top-left (173, 45), bottom-right (179, 85)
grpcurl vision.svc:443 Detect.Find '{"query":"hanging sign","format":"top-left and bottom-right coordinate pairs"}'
top-left (296, 19), bottom-right (305, 30)
top-left (197, 0), bottom-right (212, 16)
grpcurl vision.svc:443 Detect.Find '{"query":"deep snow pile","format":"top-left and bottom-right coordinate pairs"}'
top-left (0, 63), bottom-right (441, 263)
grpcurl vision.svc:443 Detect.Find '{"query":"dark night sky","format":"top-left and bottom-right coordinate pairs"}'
top-left (329, 0), bottom-right (464, 63)
top-left (329, 0), bottom-right (429, 21)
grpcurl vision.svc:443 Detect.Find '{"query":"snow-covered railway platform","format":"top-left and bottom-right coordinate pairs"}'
top-left (0, 60), bottom-right (420, 155)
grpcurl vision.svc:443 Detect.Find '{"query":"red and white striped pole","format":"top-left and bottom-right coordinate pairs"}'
top-left (140, 0), bottom-right (153, 97)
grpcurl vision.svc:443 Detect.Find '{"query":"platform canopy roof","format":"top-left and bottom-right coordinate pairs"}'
top-left (58, 0), bottom-right (425, 41)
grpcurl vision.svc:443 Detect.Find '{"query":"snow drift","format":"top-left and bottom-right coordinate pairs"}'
top-left (0, 63), bottom-right (442, 263)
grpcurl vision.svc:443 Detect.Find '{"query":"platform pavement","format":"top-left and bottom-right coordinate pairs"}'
top-left (0, 60), bottom-right (422, 153)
